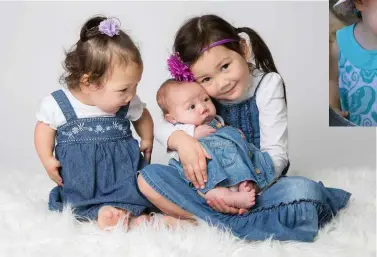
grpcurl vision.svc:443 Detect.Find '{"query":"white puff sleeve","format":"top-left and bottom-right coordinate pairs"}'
top-left (127, 95), bottom-right (146, 121)
top-left (35, 95), bottom-right (61, 130)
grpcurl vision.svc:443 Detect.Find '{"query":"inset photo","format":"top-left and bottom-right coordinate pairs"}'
top-left (329, 0), bottom-right (377, 126)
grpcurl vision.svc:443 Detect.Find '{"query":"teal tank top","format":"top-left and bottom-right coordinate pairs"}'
top-left (337, 24), bottom-right (377, 126)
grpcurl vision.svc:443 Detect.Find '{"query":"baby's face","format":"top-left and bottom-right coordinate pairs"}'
top-left (166, 82), bottom-right (216, 126)
top-left (86, 63), bottom-right (142, 113)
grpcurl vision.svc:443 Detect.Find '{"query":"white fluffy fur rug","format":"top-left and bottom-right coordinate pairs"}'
top-left (0, 167), bottom-right (375, 257)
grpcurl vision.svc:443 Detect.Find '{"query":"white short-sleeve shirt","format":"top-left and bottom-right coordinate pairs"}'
top-left (36, 88), bottom-right (146, 129)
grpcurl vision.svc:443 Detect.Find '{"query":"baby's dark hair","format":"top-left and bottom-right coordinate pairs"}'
top-left (173, 14), bottom-right (287, 101)
top-left (60, 16), bottom-right (142, 90)
top-left (157, 78), bottom-right (184, 115)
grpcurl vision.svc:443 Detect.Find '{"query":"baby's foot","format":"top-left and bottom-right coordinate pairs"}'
top-left (239, 181), bottom-right (260, 194)
top-left (97, 206), bottom-right (128, 230)
top-left (206, 187), bottom-right (256, 210)
top-left (224, 190), bottom-right (256, 209)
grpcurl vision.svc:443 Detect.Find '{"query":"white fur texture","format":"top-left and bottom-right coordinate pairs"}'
top-left (0, 167), bottom-right (375, 257)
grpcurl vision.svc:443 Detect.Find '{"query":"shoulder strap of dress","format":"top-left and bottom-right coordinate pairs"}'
top-left (51, 89), bottom-right (78, 122)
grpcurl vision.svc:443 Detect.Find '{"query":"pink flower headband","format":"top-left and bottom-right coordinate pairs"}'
top-left (167, 38), bottom-right (238, 82)
top-left (167, 53), bottom-right (195, 82)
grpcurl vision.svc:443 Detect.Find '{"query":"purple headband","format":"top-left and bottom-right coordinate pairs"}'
top-left (167, 38), bottom-right (238, 82)
top-left (200, 38), bottom-right (238, 53)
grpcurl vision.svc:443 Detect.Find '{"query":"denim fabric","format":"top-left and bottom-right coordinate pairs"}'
top-left (140, 164), bottom-right (351, 242)
top-left (48, 90), bottom-right (152, 221)
top-left (214, 73), bottom-right (290, 175)
top-left (169, 118), bottom-right (275, 193)
top-left (329, 106), bottom-right (357, 127)
top-left (214, 74), bottom-right (267, 148)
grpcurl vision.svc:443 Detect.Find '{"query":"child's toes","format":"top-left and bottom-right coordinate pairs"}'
top-left (104, 211), bottom-right (113, 219)
top-left (239, 208), bottom-right (247, 214)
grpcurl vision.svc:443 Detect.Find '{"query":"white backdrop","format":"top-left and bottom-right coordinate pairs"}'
top-left (0, 1), bottom-right (375, 173)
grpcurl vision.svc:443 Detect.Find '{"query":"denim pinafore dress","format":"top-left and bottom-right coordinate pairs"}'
top-left (215, 73), bottom-right (289, 179)
top-left (48, 90), bottom-right (151, 220)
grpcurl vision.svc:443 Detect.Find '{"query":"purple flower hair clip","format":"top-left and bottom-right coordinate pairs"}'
top-left (98, 18), bottom-right (120, 37)
top-left (167, 53), bottom-right (195, 82)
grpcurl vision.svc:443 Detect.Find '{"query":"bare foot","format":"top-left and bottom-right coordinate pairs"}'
top-left (135, 214), bottom-right (150, 225)
top-left (161, 216), bottom-right (197, 228)
top-left (239, 208), bottom-right (247, 215)
top-left (97, 206), bottom-right (128, 230)
top-left (129, 214), bottom-right (151, 229)
top-left (238, 181), bottom-right (251, 192)
top-left (206, 187), bottom-right (256, 209)
top-left (239, 181), bottom-right (260, 194)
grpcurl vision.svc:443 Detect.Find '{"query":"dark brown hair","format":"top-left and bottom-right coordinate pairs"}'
top-left (60, 16), bottom-right (142, 90)
top-left (173, 14), bottom-right (287, 101)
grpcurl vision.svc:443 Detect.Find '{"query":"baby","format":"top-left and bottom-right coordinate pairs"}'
top-left (34, 16), bottom-right (153, 230)
top-left (157, 79), bottom-right (260, 210)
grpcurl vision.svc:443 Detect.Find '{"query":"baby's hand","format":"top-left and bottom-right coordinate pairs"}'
top-left (140, 139), bottom-right (153, 164)
top-left (44, 156), bottom-right (63, 186)
top-left (194, 125), bottom-right (216, 139)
